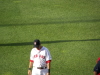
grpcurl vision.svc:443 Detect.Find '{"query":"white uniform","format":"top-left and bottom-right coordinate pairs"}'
top-left (30, 46), bottom-right (52, 75)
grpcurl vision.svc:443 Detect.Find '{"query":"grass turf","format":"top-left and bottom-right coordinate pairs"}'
top-left (0, 0), bottom-right (100, 75)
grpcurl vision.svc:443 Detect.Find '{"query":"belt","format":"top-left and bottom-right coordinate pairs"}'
top-left (37, 67), bottom-right (47, 69)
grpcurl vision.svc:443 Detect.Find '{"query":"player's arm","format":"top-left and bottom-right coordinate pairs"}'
top-left (29, 61), bottom-right (33, 69)
top-left (46, 49), bottom-right (52, 75)
top-left (28, 61), bottom-right (33, 75)
top-left (46, 60), bottom-right (51, 75)
top-left (93, 71), bottom-right (97, 75)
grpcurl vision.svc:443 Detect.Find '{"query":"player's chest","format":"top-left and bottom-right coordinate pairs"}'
top-left (33, 50), bottom-right (46, 59)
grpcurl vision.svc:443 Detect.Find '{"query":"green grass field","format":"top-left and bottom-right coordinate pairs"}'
top-left (0, 0), bottom-right (100, 75)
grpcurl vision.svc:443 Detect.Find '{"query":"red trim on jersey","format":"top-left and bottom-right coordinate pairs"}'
top-left (30, 60), bottom-right (34, 62)
top-left (98, 73), bottom-right (100, 75)
top-left (46, 60), bottom-right (51, 63)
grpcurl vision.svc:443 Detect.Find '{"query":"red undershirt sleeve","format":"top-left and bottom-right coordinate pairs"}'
top-left (46, 60), bottom-right (51, 63)
top-left (30, 60), bottom-right (34, 62)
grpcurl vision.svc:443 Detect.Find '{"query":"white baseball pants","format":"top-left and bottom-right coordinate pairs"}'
top-left (32, 67), bottom-right (48, 75)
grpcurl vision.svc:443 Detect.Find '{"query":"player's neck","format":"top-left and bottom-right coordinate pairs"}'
top-left (37, 46), bottom-right (43, 50)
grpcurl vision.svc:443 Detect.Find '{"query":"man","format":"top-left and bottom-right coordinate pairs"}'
top-left (93, 57), bottom-right (100, 75)
top-left (28, 39), bottom-right (52, 75)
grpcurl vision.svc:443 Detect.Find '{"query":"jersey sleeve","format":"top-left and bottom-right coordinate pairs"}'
top-left (46, 49), bottom-right (52, 62)
top-left (30, 50), bottom-right (34, 62)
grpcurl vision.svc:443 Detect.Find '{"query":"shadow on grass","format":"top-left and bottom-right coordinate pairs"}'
top-left (0, 19), bottom-right (100, 27)
top-left (0, 39), bottom-right (100, 46)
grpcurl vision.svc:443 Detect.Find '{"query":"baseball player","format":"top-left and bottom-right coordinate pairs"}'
top-left (28, 39), bottom-right (52, 75)
top-left (93, 57), bottom-right (100, 75)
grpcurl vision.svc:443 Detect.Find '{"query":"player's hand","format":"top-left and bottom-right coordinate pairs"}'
top-left (28, 70), bottom-right (32, 75)
top-left (46, 73), bottom-right (50, 75)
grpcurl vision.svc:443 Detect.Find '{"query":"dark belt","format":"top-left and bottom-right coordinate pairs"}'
top-left (37, 67), bottom-right (47, 69)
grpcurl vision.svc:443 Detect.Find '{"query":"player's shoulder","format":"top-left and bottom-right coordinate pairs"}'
top-left (31, 48), bottom-right (36, 52)
top-left (42, 46), bottom-right (48, 50)
top-left (42, 46), bottom-right (50, 52)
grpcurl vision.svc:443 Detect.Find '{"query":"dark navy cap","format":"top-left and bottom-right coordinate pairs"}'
top-left (34, 39), bottom-right (41, 48)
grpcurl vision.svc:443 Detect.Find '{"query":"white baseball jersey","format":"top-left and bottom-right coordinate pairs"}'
top-left (30, 46), bottom-right (52, 67)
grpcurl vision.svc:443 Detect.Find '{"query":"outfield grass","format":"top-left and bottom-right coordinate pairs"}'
top-left (0, 0), bottom-right (100, 75)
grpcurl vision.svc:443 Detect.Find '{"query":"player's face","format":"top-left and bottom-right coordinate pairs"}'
top-left (36, 45), bottom-right (42, 50)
